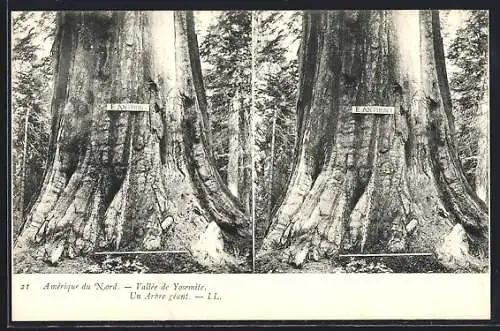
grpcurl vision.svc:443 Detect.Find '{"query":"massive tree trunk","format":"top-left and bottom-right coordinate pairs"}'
top-left (14, 11), bottom-right (250, 268)
top-left (260, 10), bottom-right (488, 271)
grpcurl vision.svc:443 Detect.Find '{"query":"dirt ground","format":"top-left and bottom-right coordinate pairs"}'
top-left (12, 247), bottom-right (474, 274)
top-left (254, 251), bottom-right (465, 273)
top-left (12, 248), bottom-right (252, 274)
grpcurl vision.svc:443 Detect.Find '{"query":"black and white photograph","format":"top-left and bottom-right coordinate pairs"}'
top-left (11, 9), bottom-right (489, 275)
top-left (11, 11), bottom-right (258, 274)
top-left (254, 10), bottom-right (489, 274)
top-left (8, 7), bottom-right (491, 322)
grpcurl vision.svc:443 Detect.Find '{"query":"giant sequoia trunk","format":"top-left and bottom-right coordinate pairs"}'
top-left (260, 10), bottom-right (488, 271)
top-left (14, 11), bottom-right (250, 268)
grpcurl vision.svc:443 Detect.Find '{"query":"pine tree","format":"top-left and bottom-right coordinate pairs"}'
top-left (198, 11), bottom-right (253, 212)
top-left (446, 10), bottom-right (488, 202)
top-left (253, 11), bottom-right (301, 245)
top-left (11, 12), bottom-right (56, 235)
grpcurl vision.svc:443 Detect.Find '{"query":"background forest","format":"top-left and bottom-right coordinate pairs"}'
top-left (11, 10), bottom-right (488, 273)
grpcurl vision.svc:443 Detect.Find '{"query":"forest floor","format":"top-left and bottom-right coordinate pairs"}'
top-left (12, 248), bottom-right (469, 273)
top-left (12, 249), bottom-right (252, 274)
top-left (255, 251), bottom-right (460, 273)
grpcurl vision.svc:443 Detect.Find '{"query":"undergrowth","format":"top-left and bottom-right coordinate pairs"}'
top-left (255, 250), bottom-right (464, 273)
top-left (12, 248), bottom-right (252, 274)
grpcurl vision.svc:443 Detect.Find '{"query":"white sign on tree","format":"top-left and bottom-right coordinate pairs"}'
top-left (351, 106), bottom-right (395, 115)
top-left (106, 103), bottom-right (150, 112)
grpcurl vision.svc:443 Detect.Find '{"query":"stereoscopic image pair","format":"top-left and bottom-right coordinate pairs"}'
top-left (11, 10), bottom-right (489, 274)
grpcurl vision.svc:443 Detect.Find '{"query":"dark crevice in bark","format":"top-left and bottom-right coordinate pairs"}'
top-left (140, 14), bottom-right (154, 84)
top-left (430, 10), bottom-right (456, 150)
top-left (184, 12), bottom-right (211, 146)
top-left (268, 12), bottom-right (321, 217)
top-left (295, 12), bottom-right (319, 135)
top-left (46, 14), bottom-right (76, 167)
top-left (158, 134), bottom-right (168, 165)
top-left (294, 14), bottom-right (319, 158)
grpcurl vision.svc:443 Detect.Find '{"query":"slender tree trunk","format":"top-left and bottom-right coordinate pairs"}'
top-left (20, 106), bottom-right (30, 214)
top-left (267, 107), bottom-right (278, 219)
top-left (250, 11), bottom-right (258, 267)
top-left (12, 107), bottom-right (30, 236)
top-left (15, 11), bottom-right (250, 268)
top-left (226, 87), bottom-right (253, 214)
top-left (227, 90), bottom-right (240, 198)
top-left (12, 157), bottom-right (23, 236)
top-left (260, 10), bottom-right (488, 271)
top-left (16, 107), bottom-right (31, 234)
top-left (239, 100), bottom-right (252, 213)
top-left (475, 93), bottom-right (488, 203)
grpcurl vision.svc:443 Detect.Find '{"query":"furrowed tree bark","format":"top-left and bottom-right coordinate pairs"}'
top-left (260, 10), bottom-right (488, 271)
top-left (15, 11), bottom-right (250, 268)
